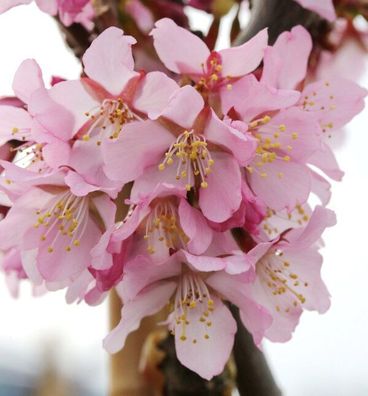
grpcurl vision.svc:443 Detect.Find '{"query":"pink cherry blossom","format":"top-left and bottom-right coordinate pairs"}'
top-left (151, 18), bottom-right (268, 96)
top-left (245, 206), bottom-right (335, 341)
top-left (104, 248), bottom-right (271, 380)
top-left (36, 27), bottom-right (179, 189)
top-left (90, 182), bottom-right (213, 293)
top-left (104, 84), bottom-right (257, 223)
top-left (0, 168), bottom-right (115, 283)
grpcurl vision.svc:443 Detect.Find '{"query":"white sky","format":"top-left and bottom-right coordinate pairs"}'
top-left (0, 4), bottom-right (367, 396)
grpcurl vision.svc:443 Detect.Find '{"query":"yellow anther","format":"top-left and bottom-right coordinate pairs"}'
top-left (65, 246), bottom-right (71, 252)
top-left (158, 163), bottom-right (165, 171)
top-left (185, 184), bottom-right (191, 192)
top-left (47, 247), bottom-right (54, 253)
top-left (189, 301), bottom-right (197, 309)
top-left (283, 155), bottom-right (290, 162)
top-left (82, 135), bottom-right (90, 141)
top-left (291, 132), bottom-right (298, 140)
top-left (12, 127), bottom-right (19, 134)
top-left (279, 124), bottom-right (286, 132)
top-left (201, 181), bottom-right (208, 189)
top-left (180, 336), bottom-right (187, 341)
top-left (73, 239), bottom-right (80, 247)
top-left (226, 84), bottom-right (233, 91)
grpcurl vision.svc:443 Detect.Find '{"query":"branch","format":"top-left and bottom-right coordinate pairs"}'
top-left (235, 0), bottom-right (329, 45)
top-left (230, 306), bottom-right (281, 396)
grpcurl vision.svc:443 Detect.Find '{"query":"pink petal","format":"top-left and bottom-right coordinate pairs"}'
top-left (159, 85), bottom-right (204, 129)
top-left (310, 170), bottom-right (331, 206)
top-left (280, 247), bottom-right (330, 313)
top-left (103, 120), bottom-right (173, 183)
top-left (12, 59), bottom-right (44, 104)
top-left (222, 74), bottom-right (300, 121)
top-left (308, 143), bottom-right (344, 181)
top-left (219, 28), bottom-right (268, 77)
top-left (118, 254), bottom-right (181, 302)
top-left (199, 152), bottom-right (242, 223)
top-left (35, 0), bottom-right (57, 14)
top-left (204, 110), bottom-right (256, 166)
top-left (104, 281), bottom-right (177, 353)
top-left (0, 188), bottom-right (50, 250)
top-left (294, 0), bottom-right (336, 22)
top-left (64, 170), bottom-right (100, 196)
top-left (207, 272), bottom-right (272, 345)
top-left (178, 199), bottom-right (212, 255)
top-left (0, 105), bottom-right (32, 145)
top-left (260, 107), bottom-right (322, 162)
top-left (151, 18), bottom-right (210, 74)
top-left (28, 87), bottom-right (76, 142)
top-left (261, 26), bottom-right (312, 90)
top-left (283, 206), bottom-right (336, 249)
top-left (300, 77), bottom-right (368, 131)
top-left (174, 296), bottom-right (236, 380)
top-left (133, 71), bottom-right (179, 119)
top-left (125, 0), bottom-right (154, 33)
top-left (130, 164), bottom-right (186, 201)
top-left (82, 27), bottom-right (139, 95)
top-left (35, 216), bottom-right (101, 282)
top-left (0, 0), bottom-right (32, 13)
top-left (247, 159), bottom-right (312, 211)
top-left (44, 79), bottom-right (100, 134)
top-left (182, 250), bottom-right (227, 272)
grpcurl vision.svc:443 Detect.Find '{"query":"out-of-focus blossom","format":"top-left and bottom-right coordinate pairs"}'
top-left (293, 0), bottom-right (337, 21)
top-left (0, 0), bottom-right (95, 29)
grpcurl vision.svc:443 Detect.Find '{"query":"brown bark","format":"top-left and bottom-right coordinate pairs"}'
top-left (230, 306), bottom-right (282, 396)
top-left (109, 289), bottom-right (157, 396)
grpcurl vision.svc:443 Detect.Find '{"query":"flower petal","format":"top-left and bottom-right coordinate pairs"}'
top-left (178, 199), bottom-right (212, 255)
top-left (204, 110), bottom-right (256, 166)
top-left (104, 281), bottom-right (177, 353)
top-left (133, 71), bottom-right (179, 119)
top-left (174, 296), bottom-right (236, 380)
top-left (222, 74), bottom-right (300, 122)
top-left (151, 18), bottom-right (210, 74)
top-left (103, 120), bottom-right (173, 182)
top-left (199, 152), bottom-right (242, 223)
top-left (219, 28), bottom-right (268, 77)
top-left (12, 59), bottom-right (44, 104)
top-left (261, 26), bottom-right (312, 90)
top-left (82, 26), bottom-right (138, 95)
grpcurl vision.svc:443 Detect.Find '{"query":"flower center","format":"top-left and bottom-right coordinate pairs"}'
top-left (158, 130), bottom-right (215, 191)
top-left (82, 98), bottom-right (136, 145)
top-left (195, 54), bottom-right (233, 93)
top-left (143, 200), bottom-right (189, 254)
top-left (246, 115), bottom-right (298, 180)
top-left (34, 191), bottom-right (89, 253)
top-left (172, 272), bottom-right (214, 343)
top-left (258, 250), bottom-right (308, 314)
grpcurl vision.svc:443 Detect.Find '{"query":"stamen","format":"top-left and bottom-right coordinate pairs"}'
top-left (158, 130), bottom-right (215, 191)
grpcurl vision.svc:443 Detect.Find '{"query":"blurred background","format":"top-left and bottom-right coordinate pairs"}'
top-left (0, 3), bottom-right (367, 396)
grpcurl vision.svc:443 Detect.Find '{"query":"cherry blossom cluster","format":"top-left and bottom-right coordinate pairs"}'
top-left (0, 19), bottom-right (366, 379)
